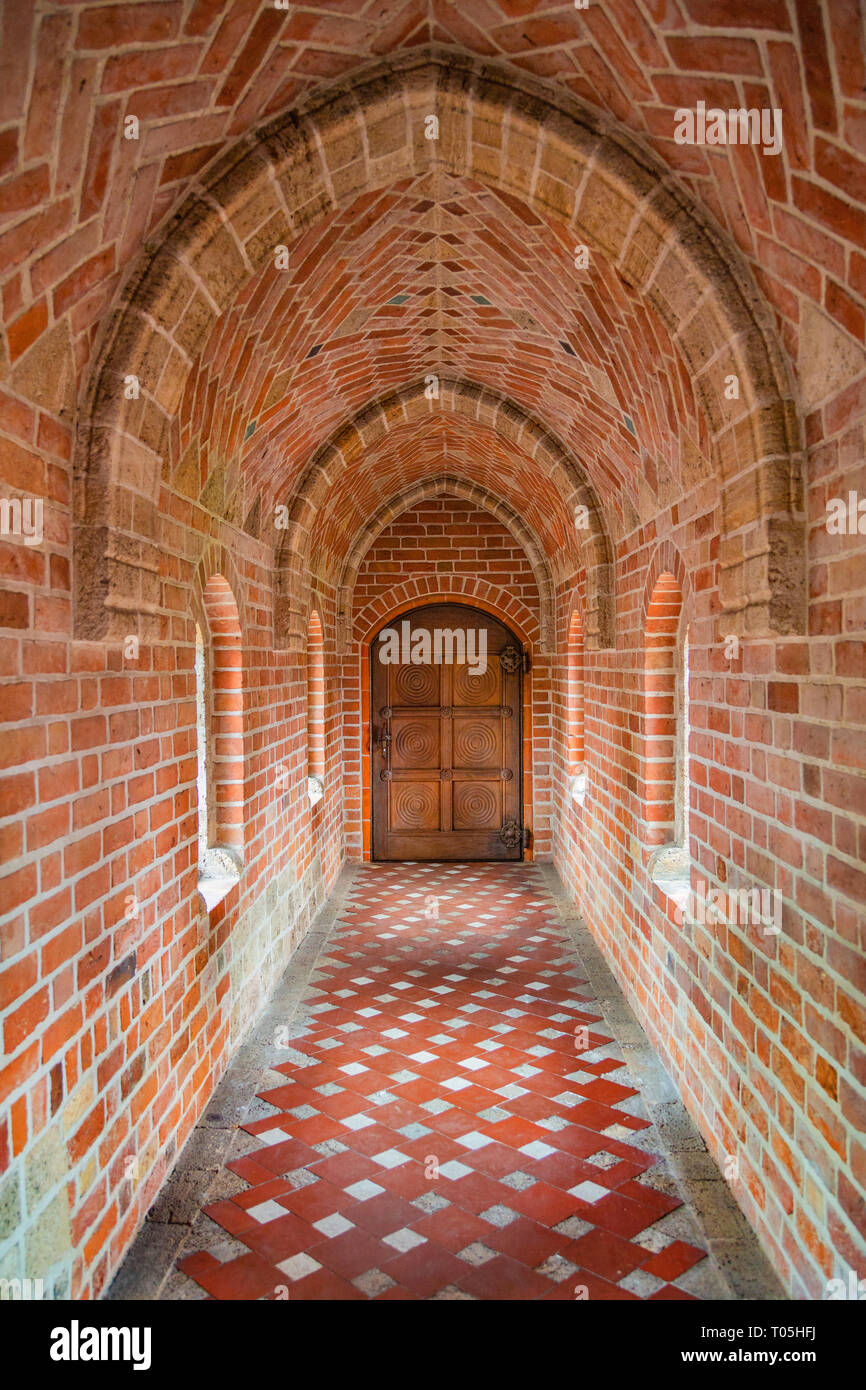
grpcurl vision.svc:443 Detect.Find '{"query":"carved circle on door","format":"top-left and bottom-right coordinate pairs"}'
top-left (455, 720), bottom-right (498, 765)
top-left (453, 663), bottom-right (498, 705)
top-left (393, 721), bottom-right (438, 766)
top-left (393, 665), bottom-right (438, 705)
top-left (453, 784), bottom-right (498, 829)
top-left (392, 783), bottom-right (438, 828)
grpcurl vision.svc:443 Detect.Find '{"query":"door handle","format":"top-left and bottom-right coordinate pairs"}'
top-left (379, 728), bottom-right (391, 760)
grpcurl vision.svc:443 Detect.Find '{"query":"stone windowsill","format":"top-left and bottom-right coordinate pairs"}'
top-left (198, 846), bottom-right (241, 913)
top-left (649, 844), bottom-right (690, 911)
top-left (198, 873), bottom-right (239, 912)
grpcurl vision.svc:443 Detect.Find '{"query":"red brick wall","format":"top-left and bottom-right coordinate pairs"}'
top-left (353, 498), bottom-right (539, 616)
top-left (0, 418), bottom-right (343, 1295)
top-left (553, 373), bottom-right (866, 1298)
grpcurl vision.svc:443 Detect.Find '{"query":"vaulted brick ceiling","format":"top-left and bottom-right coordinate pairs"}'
top-left (3, 0), bottom-right (861, 374)
top-left (2, 1), bottom-right (863, 580)
top-left (307, 414), bottom-right (575, 575)
top-left (172, 167), bottom-right (705, 552)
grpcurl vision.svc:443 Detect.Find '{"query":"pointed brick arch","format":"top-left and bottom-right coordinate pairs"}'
top-left (354, 578), bottom-right (540, 655)
top-left (194, 543), bottom-right (247, 634)
top-left (196, 570), bottom-right (245, 858)
top-left (306, 610), bottom-right (325, 785)
top-left (641, 540), bottom-right (690, 637)
top-left (566, 607), bottom-right (586, 778)
top-left (275, 378), bottom-right (610, 654)
top-left (332, 475), bottom-right (555, 656)
top-left (73, 48), bottom-right (804, 647)
top-left (642, 542), bottom-right (690, 851)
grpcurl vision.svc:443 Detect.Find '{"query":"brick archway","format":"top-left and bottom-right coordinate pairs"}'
top-left (355, 584), bottom-right (539, 862)
top-left (640, 540), bottom-right (691, 857)
top-left (332, 473), bottom-right (557, 655)
top-left (355, 579), bottom-right (540, 653)
top-left (641, 540), bottom-right (690, 635)
top-left (194, 542), bottom-right (247, 635)
top-left (73, 49), bottom-right (803, 649)
top-left (276, 381), bottom-right (608, 651)
top-left (566, 606), bottom-right (586, 779)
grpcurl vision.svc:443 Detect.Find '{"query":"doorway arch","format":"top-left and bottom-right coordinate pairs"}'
top-left (369, 602), bottom-right (525, 862)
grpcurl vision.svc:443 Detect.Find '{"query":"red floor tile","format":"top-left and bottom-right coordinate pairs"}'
top-left (509, 1179), bottom-right (584, 1226)
top-left (444, 1170), bottom-right (516, 1214)
top-left (471, 1140), bottom-right (532, 1179)
top-left (349, 1191), bottom-right (421, 1237)
top-left (193, 1252), bottom-right (284, 1301)
top-left (311, 1226), bottom-right (391, 1280)
top-left (377, 1164), bottom-right (440, 1200)
top-left (642, 1240), bottom-right (707, 1281)
top-left (202, 1199), bottom-right (259, 1236)
top-left (588, 1191), bottom-right (670, 1239)
top-left (311, 1150), bottom-right (380, 1187)
top-left (227, 1155), bottom-right (282, 1185)
top-left (486, 1215), bottom-right (569, 1266)
top-left (289, 1114), bottom-right (347, 1145)
top-left (279, 1179), bottom-right (355, 1222)
top-left (571, 1269), bottom-right (641, 1301)
top-left (456, 1253), bottom-right (552, 1301)
top-left (412, 1204), bottom-right (493, 1252)
top-left (286, 1266), bottom-right (365, 1301)
top-left (253, 1139), bottom-right (322, 1176)
top-left (239, 1212), bottom-right (316, 1263)
top-left (565, 1227), bottom-right (649, 1283)
top-left (384, 1243), bottom-right (468, 1296)
top-left (233, 1178), bottom-right (293, 1209)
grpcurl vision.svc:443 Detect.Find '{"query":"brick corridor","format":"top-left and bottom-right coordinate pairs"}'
top-left (5, 9), bottom-right (864, 1302)
top-left (167, 862), bottom-right (720, 1301)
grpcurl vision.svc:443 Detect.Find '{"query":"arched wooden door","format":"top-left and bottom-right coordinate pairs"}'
top-left (371, 603), bottom-right (524, 861)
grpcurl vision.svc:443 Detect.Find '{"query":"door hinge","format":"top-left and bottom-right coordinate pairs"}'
top-left (522, 649), bottom-right (530, 673)
top-left (522, 827), bottom-right (531, 850)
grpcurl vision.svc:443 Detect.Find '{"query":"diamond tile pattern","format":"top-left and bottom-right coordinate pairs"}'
top-left (177, 864), bottom-right (708, 1300)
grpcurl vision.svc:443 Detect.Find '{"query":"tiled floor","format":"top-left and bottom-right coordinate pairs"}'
top-left (169, 862), bottom-right (718, 1301)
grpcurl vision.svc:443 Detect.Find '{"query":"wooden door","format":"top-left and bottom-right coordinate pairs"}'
top-left (371, 603), bottom-right (523, 861)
